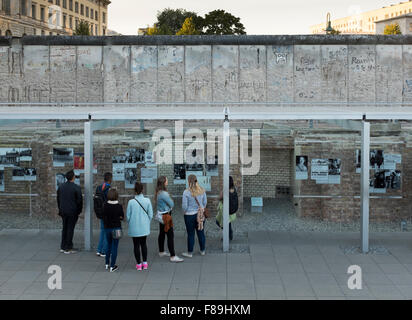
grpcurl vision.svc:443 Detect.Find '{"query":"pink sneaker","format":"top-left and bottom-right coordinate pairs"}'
top-left (136, 264), bottom-right (142, 271)
top-left (143, 262), bottom-right (148, 270)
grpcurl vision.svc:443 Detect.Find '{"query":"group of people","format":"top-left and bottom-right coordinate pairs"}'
top-left (57, 169), bottom-right (239, 273)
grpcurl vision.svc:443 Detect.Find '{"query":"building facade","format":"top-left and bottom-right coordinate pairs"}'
top-left (375, 14), bottom-right (412, 35)
top-left (0, 0), bottom-right (110, 37)
top-left (310, 1), bottom-right (412, 34)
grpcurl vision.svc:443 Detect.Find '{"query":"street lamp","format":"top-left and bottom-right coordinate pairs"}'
top-left (325, 12), bottom-right (334, 34)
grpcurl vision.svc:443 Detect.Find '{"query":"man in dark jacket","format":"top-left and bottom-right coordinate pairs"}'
top-left (57, 170), bottom-right (83, 254)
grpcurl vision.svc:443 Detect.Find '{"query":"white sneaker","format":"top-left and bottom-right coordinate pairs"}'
top-left (200, 250), bottom-right (206, 256)
top-left (170, 256), bottom-right (184, 263)
top-left (159, 252), bottom-right (171, 257)
top-left (182, 252), bottom-right (193, 258)
top-left (105, 264), bottom-right (109, 270)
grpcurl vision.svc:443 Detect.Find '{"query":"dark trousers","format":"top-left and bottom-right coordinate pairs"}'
top-left (184, 214), bottom-right (206, 253)
top-left (133, 236), bottom-right (148, 264)
top-left (158, 223), bottom-right (175, 256)
top-left (105, 228), bottom-right (120, 268)
top-left (61, 214), bottom-right (79, 251)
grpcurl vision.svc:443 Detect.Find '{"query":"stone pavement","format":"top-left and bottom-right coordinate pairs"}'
top-left (0, 229), bottom-right (412, 300)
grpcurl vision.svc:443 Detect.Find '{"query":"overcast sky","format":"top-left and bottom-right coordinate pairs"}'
top-left (108, 0), bottom-right (403, 35)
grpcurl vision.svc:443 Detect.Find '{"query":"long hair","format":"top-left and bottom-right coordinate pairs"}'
top-left (187, 174), bottom-right (204, 197)
top-left (155, 176), bottom-right (168, 206)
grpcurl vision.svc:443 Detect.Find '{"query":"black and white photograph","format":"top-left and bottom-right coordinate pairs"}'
top-left (112, 155), bottom-right (126, 181)
top-left (206, 155), bottom-right (219, 177)
top-left (0, 148), bottom-right (21, 167)
top-left (385, 170), bottom-right (401, 190)
top-left (185, 148), bottom-right (204, 165)
top-left (295, 155), bottom-right (308, 180)
top-left (370, 150), bottom-right (384, 170)
top-left (145, 151), bottom-right (156, 167)
top-left (328, 159), bottom-right (341, 184)
top-left (19, 148), bottom-right (32, 161)
top-left (53, 147), bottom-right (74, 167)
top-left (0, 167), bottom-right (4, 192)
top-left (173, 164), bottom-right (186, 185)
top-left (55, 173), bottom-right (66, 191)
top-left (355, 149), bottom-right (361, 173)
top-left (12, 167), bottom-right (26, 181)
top-left (24, 168), bottom-right (37, 181)
top-left (125, 149), bottom-right (145, 168)
top-left (125, 168), bottom-right (138, 189)
top-left (370, 170), bottom-right (387, 193)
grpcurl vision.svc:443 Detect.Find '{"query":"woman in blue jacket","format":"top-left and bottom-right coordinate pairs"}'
top-left (127, 182), bottom-right (153, 271)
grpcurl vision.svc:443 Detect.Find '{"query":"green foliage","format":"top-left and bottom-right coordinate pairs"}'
top-left (176, 17), bottom-right (200, 35)
top-left (73, 21), bottom-right (91, 36)
top-left (145, 8), bottom-right (246, 36)
top-left (155, 8), bottom-right (202, 35)
top-left (203, 10), bottom-right (246, 35)
top-left (384, 23), bottom-right (402, 35)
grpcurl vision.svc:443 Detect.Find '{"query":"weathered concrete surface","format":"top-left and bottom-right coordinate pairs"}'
top-left (1, 35), bottom-right (412, 104)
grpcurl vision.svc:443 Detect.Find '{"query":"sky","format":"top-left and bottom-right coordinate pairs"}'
top-left (108, 0), bottom-right (405, 35)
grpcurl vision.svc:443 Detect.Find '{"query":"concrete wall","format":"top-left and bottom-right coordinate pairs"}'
top-left (1, 35), bottom-right (412, 104)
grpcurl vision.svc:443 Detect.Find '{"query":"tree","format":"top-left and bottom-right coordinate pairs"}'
top-left (203, 10), bottom-right (246, 35)
top-left (155, 8), bottom-right (203, 35)
top-left (73, 21), bottom-right (91, 36)
top-left (176, 17), bottom-right (200, 35)
top-left (384, 23), bottom-right (402, 35)
top-left (146, 25), bottom-right (162, 35)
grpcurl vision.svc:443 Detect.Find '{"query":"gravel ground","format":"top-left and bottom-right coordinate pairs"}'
top-left (1, 199), bottom-right (411, 237)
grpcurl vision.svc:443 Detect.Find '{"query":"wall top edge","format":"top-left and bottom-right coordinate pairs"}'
top-left (1, 35), bottom-right (412, 46)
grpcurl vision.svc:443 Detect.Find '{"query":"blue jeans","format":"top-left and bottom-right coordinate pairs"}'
top-left (184, 214), bottom-right (206, 253)
top-left (105, 228), bottom-right (120, 268)
top-left (97, 219), bottom-right (108, 254)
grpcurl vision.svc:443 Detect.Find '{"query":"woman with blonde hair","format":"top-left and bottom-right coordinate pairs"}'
top-left (155, 176), bottom-right (184, 263)
top-left (182, 174), bottom-right (207, 258)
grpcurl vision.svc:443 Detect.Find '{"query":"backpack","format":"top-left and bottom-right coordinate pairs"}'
top-left (93, 183), bottom-right (107, 219)
top-left (229, 190), bottom-right (238, 215)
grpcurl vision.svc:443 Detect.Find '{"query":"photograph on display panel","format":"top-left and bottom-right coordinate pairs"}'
top-left (125, 168), bottom-right (138, 189)
top-left (206, 155), bottom-right (219, 177)
top-left (53, 148), bottom-right (74, 167)
top-left (0, 167), bottom-right (4, 192)
top-left (0, 148), bottom-right (21, 167)
top-left (174, 164), bottom-right (186, 185)
top-left (328, 159), bottom-right (341, 184)
top-left (19, 148), bottom-right (32, 162)
top-left (370, 150), bottom-right (384, 170)
top-left (385, 170), bottom-right (401, 190)
top-left (55, 173), bottom-right (67, 191)
top-left (125, 149), bottom-right (145, 168)
top-left (295, 155), bottom-right (308, 180)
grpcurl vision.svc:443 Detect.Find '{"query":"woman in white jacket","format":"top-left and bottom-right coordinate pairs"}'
top-left (126, 182), bottom-right (153, 271)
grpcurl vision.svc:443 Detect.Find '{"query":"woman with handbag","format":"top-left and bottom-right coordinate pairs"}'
top-left (182, 174), bottom-right (208, 258)
top-left (127, 182), bottom-right (153, 271)
top-left (155, 176), bottom-right (184, 263)
top-left (102, 188), bottom-right (124, 273)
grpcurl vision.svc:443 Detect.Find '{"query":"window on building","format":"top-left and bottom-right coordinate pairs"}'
top-left (48, 0), bottom-right (53, 3)
top-left (91, 8), bottom-right (93, 19)
top-left (63, 15), bottom-right (66, 28)
top-left (95, 25), bottom-right (98, 35)
top-left (95, 11), bottom-right (98, 21)
top-left (63, 0), bottom-right (66, 9)
top-left (40, 6), bottom-right (45, 21)
top-left (32, 4), bottom-right (36, 19)
top-left (69, 16), bottom-right (73, 29)
top-left (410, 23), bottom-right (412, 32)
top-left (80, 4), bottom-right (84, 15)
top-left (55, 0), bottom-right (60, 6)
top-left (75, 2), bottom-right (78, 13)
top-left (5, 30), bottom-right (12, 36)
top-left (90, 23), bottom-right (93, 35)
top-left (86, 7), bottom-right (89, 18)
top-left (0, 30), bottom-right (2, 36)
top-left (69, 0), bottom-right (73, 11)
top-left (20, 0), bottom-right (27, 16)
top-left (75, 19), bottom-right (79, 29)
top-left (103, 12), bottom-right (106, 24)
top-left (33, 28), bottom-right (36, 35)
top-left (103, 27), bottom-right (106, 35)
